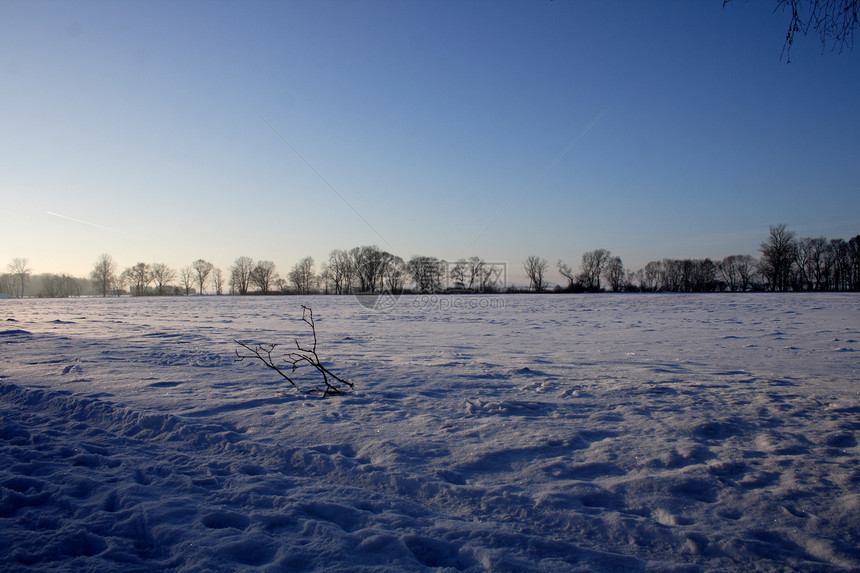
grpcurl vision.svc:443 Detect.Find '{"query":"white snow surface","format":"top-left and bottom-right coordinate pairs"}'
top-left (1, 293), bottom-right (858, 572)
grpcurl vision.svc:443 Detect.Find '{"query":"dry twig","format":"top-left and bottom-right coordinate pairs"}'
top-left (234, 305), bottom-right (353, 397)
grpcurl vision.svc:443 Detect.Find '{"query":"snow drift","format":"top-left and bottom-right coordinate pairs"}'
top-left (1, 293), bottom-right (858, 571)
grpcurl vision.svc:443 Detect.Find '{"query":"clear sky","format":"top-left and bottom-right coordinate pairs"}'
top-left (2, 0), bottom-right (858, 287)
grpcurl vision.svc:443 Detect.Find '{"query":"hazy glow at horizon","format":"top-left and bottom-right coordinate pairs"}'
top-left (2, 1), bottom-right (858, 286)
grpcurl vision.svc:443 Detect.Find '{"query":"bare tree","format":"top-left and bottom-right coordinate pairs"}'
top-left (350, 246), bottom-right (387, 293)
top-left (849, 234), bottom-right (860, 290)
top-left (797, 237), bottom-right (829, 290)
top-left (580, 249), bottom-right (611, 291)
top-left (523, 256), bottom-right (548, 292)
top-left (383, 254), bottom-right (407, 293)
top-left (450, 259), bottom-right (468, 290)
top-left (192, 259), bottom-right (214, 295)
top-left (735, 254), bottom-right (757, 292)
top-left (150, 263), bottom-right (176, 295)
top-left (212, 268), bottom-right (224, 295)
top-left (661, 259), bottom-right (685, 292)
top-left (725, 0), bottom-right (859, 62)
top-left (7, 258), bottom-right (31, 298)
top-left (289, 256), bottom-right (316, 294)
top-left (179, 266), bottom-right (195, 295)
top-left (90, 253), bottom-right (116, 297)
top-left (124, 263), bottom-right (152, 296)
top-left (829, 238), bottom-right (852, 290)
top-left (760, 224), bottom-right (797, 291)
top-left (603, 256), bottom-right (626, 292)
top-left (326, 249), bottom-right (354, 294)
top-left (451, 257), bottom-right (493, 291)
top-left (230, 256), bottom-right (254, 295)
top-left (641, 260), bottom-right (663, 292)
top-left (557, 260), bottom-right (578, 291)
top-left (467, 256), bottom-right (495, 291)
top-left (113, 271), bottom-right (128, 296)
top-left (250, 260), bottom-right (278, 294)
top-left (407, 256), bottom-right (445, 292)
top-left (0, 273), bottom-right (14, 296)
top-left (719, 255), bottom-right (743, 292)
top-left (38, 274), bottom-right (81, 298)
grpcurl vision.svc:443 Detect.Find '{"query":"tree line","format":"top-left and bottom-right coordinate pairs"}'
top-left (83, 248), bottom-right (505, 297)
top-left (534, 225), bottom-right (859, 293)
top-left (2, 225), bottom-right (858, 298)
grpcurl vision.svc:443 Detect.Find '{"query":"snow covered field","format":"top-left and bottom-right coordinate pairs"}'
top-left (1, 293), bottom-right (858, 572)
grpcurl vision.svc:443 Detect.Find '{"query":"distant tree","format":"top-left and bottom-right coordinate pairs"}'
top-left (828, 238), bottom-right (851, 290)
top-left (319, 264), bottom-right (332, 294)
top-left (684, 258), bottom-right (717, 292)
top-left (326, 249), bottom-right (354, 294)
top-left (717, 255), bottom-right (752, 292)
top-left (251, 260), bottom-right (278, 294)
top-left (230, 256), bottom-right (254, 295)
top-left (557, 260), bottom-right (578, 291)
top-left (735, 254), bottom-right (757, 292)
top-left (38, 274), bottom-right (80, 298)
top-left (661, 259), bottom-right (685, 292)
top-left (760, 224), bottom-right (797, 291)
top-left (468, 257), bottom-right (495, 291)
top-left (350, 246), bottom-right (387, 293)
top-left (795, 237), bottom-right (827, 290)
top-left (0, 273), bottom-right (15, 297)
top-left (212, 268), bottom-right (224, 295)
top-left (289, 256), bottom-right (317, 294)
top-left (7, 258), bottom-right (31, 298)
top-left (150, 263), bottom-right (176, 295)
top-left (124, 263), bottom-right (152, 296)
top-left (383, 254), bottom-right (407, 293)
top-left (449, 259), bottom-right (468, 290)
top-left (579, 249), bottom-right (611, 291)
top-left (451, 256), bottom-right (495, 291)
top-left (603, 256), bottom-right (626, 292)
top-left (641, 260), bottom-right (663, 292)
top-left (192, 259), bottom-right (214, 295)
top-left (849, 234), bottom-right (860, 290)
top-left (113, 270), bottom-right (128, 296)
top-left (407, 256), bottom-right (444, 292)
top-left (523, 256), bottom-right (549, 292)
top-left (90, 253), bottom-right (116, 297)
top-left (702, 258), bottom-right (718, 291)
top-left (179, 266), bottom-right (195, 295)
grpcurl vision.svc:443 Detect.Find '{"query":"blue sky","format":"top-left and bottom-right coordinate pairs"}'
top-left (2, 0), bottom-right (858, 286)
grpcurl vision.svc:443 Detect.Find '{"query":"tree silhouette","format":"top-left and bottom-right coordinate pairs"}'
top-left (580, 249), bottom-right (611, 291)
top-left (90, 253), bottom-right (116, 297)
top-left (7, 258), bottom-right (31, 298)
top-left (192, 259), bottom-right (214, 295)
top-left (760, 224), bottom-right (797, 291)
top-left (726, 0), bottom-right (858, 62)
top-left (150, 263), bottom-right (176, 295)
top-left (523, 256), bottom-right (549, 292)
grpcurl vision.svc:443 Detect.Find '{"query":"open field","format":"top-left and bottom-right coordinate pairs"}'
top-left (2, 293), bottom-right (859, 571)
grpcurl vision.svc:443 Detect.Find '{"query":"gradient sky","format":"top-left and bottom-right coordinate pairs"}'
top-left (2, 0), bottom-right (859, 287)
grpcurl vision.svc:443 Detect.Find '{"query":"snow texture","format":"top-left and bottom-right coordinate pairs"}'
top-left (1, 293), bottom-right (858, 572)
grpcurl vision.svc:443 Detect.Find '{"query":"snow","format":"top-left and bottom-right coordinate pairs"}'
top-left (1, 293), bottom-right (858, 572)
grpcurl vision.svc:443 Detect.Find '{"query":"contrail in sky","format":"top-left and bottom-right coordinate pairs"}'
top-left (46, 211), bottom-right (135, 236)
top-left (468, 108), bottom-right (608, 249)
top-left (256, 112), bottom-right (392, 249)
